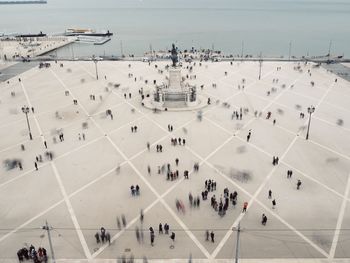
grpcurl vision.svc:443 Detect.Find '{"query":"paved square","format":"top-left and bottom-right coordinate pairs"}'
top-left (1, 60), bottom-right (350, 262)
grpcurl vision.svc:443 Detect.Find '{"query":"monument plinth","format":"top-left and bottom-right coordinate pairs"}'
top-left (143, 44), bottom-right (207, 111)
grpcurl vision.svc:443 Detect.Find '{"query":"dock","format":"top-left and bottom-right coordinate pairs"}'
top-left (0, 0), bottom-right (47, 4)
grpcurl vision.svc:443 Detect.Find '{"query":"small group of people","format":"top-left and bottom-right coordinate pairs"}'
top-left (205, 230), bottom-right (215, 243)
top-left (175, 199), bottom-right (186, 213)
top-left (17, 245), bottom-right (47, 263)
top-left (148, 225), bottom-right (174, 246)
top-left (78, 133), bottom-right (86, 140)
top-left (155, 144), bottom-right (163, 152)
top-left (167, 169), bottom-right (179, 181)
top-left (205, 179), bottom-right (217, 192)
top-left (170, 137), bottom-right (186, 146)
top-left (232, 109), bottom-right (243, 120)
top-left (167, 124), bottom-right (174, 132)
top-left (193, 162), bottom-right (200, 172)
top-left (116, 214), bottom-right (127, 229)
top-left (124, 93), bottom-right (132, 99)
top-left (94, 227), bottom-right (111, 244)
top-left (158, 223), bottom-right (170, 235)
top-left (272, 156), bottom-right (279, 165)
top-left (130, 185), bottom-right (140, 196)
top-left (188, 192), bottom-right (201, 208)
top-left (131, 126), bottom-right (138, 133)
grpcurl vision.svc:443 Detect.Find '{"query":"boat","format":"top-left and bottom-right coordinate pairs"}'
top-left (65, 28), bottom-right (113, 37)
top-left (15, 31), bottom-right (47, 38)
top-left (0, 0), bottom-right (47, 4)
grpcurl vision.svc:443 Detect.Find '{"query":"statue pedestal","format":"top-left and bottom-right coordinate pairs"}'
top-left (168, 68), bottom-right (182, 91)
top-left (144, 64), bottom-right (208, 111)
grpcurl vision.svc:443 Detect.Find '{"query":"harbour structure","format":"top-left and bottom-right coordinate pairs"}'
top-left (64, 28), bottom-right (113, 37)
top-left (0, 0), bottom-right (47, 4)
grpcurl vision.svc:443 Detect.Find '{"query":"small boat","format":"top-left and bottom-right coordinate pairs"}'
top-left (65, 28), bottom-right (113, 37)
top-left (16, 31), bottom-right (47, 38)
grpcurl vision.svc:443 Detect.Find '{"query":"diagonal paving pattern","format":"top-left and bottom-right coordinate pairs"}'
top-left (0, 60), bottom-right (350, 261)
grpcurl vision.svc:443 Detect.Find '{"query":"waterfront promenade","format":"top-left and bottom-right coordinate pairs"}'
top-left (0, 36), bottom-right (75, 60)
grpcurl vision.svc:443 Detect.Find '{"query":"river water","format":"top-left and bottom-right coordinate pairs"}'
top-left (1, 0), bottom-right (349, 57)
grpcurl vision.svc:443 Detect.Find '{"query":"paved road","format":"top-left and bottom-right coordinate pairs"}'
top-left (322, 63), bottom-right (350, 82)
top-left (0, 61), bottom-right (39, 82)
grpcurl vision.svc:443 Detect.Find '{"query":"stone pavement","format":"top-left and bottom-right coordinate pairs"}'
top-left (0, 60), bottom-right (350, 262)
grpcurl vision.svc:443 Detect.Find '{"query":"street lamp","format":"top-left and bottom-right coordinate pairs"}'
top-left (306, 105), bottom-right (315, 140)
top-left (258, 52), bottom-right (263, 80)
top-left (22, 105), bottom-right (33, 140)
top-left (92, 55), bottom-right (99, 80)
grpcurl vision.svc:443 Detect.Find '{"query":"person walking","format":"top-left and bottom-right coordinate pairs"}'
top-left (140, 209), bottom-right (144, 224)
top-left (150, 227), bottom-right (155, 246)
top-left (272, 199), bottom-right (276, 209)
top-left (242, 201), bottom-right (248, 212)
top-left (297, 180), bottom-right (302, 190)
top-left (268, 190), bottom-right (272, 199)
top-left (205, 230), bottom-right (209, 241)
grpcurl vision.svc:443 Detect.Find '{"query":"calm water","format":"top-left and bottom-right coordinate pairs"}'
top-left (1, 0), bottom-right (350, 57)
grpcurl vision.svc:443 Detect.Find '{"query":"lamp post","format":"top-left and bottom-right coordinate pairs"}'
top-left (92, 55), bottom-right (99, 80)
top-left (22, 105), bottom-right (32, 140)
top-left (43, 221), bottom-right (56, 263)
top-left (306, 105), bottom-right (315, 140)
top-left (288, 40), bottom-right (292, 61)
top-left (258, 52), bottom-right (263, 80)
top-left (234, 223), bottom-right (241, 263)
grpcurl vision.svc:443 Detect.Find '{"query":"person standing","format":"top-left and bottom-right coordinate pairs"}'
top-left (164, 223), bottom-right (169, 235)
top-left (247, 130), bottom-right (251, 142)
top-left (170, 232), bottom-right (175, 243)
top-left (159, 223), bottom-right (163, 234)
top-left (261, 214), bottom-right (267, 225)
top-left (210, 231), bottom-right (215, 243)
top-left (268, 190), bottom-right (272, 199)
top-left (106, 232), bottom-right (111, 245)
top-left (95, 232), bottom-right (100, 243)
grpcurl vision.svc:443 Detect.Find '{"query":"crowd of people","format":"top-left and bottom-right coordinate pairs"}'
top-left (17, 245), bottom-right (47, 263)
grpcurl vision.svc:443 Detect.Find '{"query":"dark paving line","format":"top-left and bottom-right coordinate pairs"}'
top-left (0, 61), bottom-right (39, 82)
top-left (322, 63), bottom-right (350, 82)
